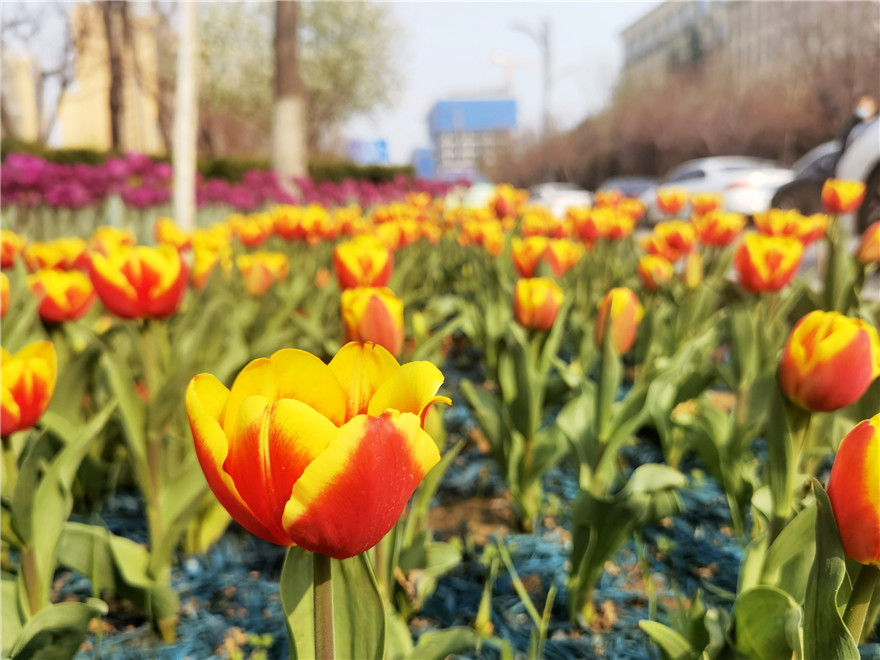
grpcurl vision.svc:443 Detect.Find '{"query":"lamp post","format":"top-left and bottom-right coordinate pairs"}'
top-left (512, 18), bottom-right (552, 140)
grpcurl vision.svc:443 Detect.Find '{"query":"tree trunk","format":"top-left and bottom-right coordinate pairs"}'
top-left (102, 2), bottom-right (127, 151)
top-left (272, 1), bottom-right (307, 189)
top-left (173, 1), bottom-right (198, 232)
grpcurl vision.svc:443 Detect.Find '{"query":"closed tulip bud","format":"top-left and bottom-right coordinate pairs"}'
top-left (514, 278), bottom-right (564, 331)
top-left (637, 255), bottom-right (674, 291)
top-left (684, 249), bottom-right (703, 289)
top-left (185, 342), bottom-right (449, 557)
top-left (28, 269), bottom-right (96, 322)
top-left (333, 235), bottom-right (393, 290)
top-left (822, 179), bottom-right (866, 214)
top-left (511, 236), bottom-right (549, 278)
top-left (1, 341), bottom-right (57, 437)
top-left (1, 230), bottom-right (26, 269)
top-left (90, 244), bottom-right (189, 319)
top-left (594, 288), bottom-right (644, 354)
top-left (733, 233), bottom-right (803, 294)
top-left (0, 272), bottom-right (9, 319)
top-left (236, 252), bottom-right (289, 296)
top-left (656, 187), bottom-right (689, 217)
top-left (779, 311), bottom-right (880, 411)
top-left (857, 220), bottom-right (880, 264)
top-left (827, 414), bottom-right (880, 566)
top-left (341, 287), bottom-right (405, 356)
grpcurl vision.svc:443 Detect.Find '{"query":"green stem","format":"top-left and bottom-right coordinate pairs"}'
top-left (2, 434), bottom-right (18, 494)
top-left (843, 564), bottom-right (880, 644)
top-left (314, 553), bottom-right (335, 660)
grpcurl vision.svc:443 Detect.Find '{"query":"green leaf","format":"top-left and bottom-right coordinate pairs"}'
top-left (734, 586), bottom-right (801, 660)
top-left (761, 501), bottom-right (817, 602)
top-left (638, 620), bottom-right (696, 660)
top-left (2, 574), bottom-right (24, 656)
top-left (281, 548), bottom-right (386, 660)
top-left (8, 599), bottom-right (107, 660)
top-left (803, 480), bottom-right (859, 660)
top-left (408, 627), bottom-right (483, 659)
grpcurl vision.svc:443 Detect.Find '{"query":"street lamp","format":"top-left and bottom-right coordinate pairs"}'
top-left (512, 18), bottom-right (552, 140)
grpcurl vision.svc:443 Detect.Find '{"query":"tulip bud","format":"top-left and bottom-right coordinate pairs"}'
top-left (656, 187), bottom-right (688, 217)
top-left (637, 255), bottom-right (674, 291)
top-left (733, 233), bottom-right (803, 294)
top-left (822, 179), bottom-right (866, 214)
top-left (857, 220), bottom-right (880, 264)
top-left (511, 236), bottom-right (549, 278)
top-left (28, 269), bottom-right (96, 322)
top-left (684, 250), bottom-right (703, 289)
top-left (827, 414), bottom-right (880, 566)
top-left (1, 341), bottom-right (57, 437)
top-left (333, 235), bottom-right (393, 290)
top-left (594, 288), bottom-right (644, 354)
top-left (514, 278), bottom-right (564, 332)
top-left (340, 287), bottom-right (405, 356)
top-left (779, 311), bottom-right (880, 411)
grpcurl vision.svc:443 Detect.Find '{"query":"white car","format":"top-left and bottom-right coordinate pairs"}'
top-left (528, 183), bottom-right (593, 218)
top-left (640, 157), bottom-right (795, 224)
top-left (835, 116), bottom-right (880, 234)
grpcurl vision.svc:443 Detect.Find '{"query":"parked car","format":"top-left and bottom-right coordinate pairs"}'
top-left (770, 140), bottom-right (840, 214)
top-left (528, 182), bottom-right (593, 218)
top-left (835, 116), bottom-right (880, 233)
top-left (640, 156), bottom-right (795, 224)
top-left (596, 176), bottom-right (657, 199)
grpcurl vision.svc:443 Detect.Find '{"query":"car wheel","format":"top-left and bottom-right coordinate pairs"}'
top-left (770, 181), bottom-right (822, 214)
top-left (857, 166), bottom-right (880, 234)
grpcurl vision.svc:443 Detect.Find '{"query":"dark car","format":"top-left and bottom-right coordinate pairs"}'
top-left (597, 176), bottom-right (657, 199)
top-left (770, 141), bottom-right (840, 214)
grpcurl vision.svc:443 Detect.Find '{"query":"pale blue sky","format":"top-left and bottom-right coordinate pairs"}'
top-left (345, 1), bottom-right (659, 163)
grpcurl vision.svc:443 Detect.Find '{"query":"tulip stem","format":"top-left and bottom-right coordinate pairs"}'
top-left (844, 564), bottom-right (880, 644)
top-left (2, 434), bottom-right (18, 493)
top-left (314, 552), bottom-right (335, 660)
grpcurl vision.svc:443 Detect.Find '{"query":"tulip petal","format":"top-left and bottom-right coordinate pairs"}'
top-left (89, 252), bottom-right (140, 319)
top-left (367, 361), bottom-right (451, 424)
top-left (328, 342), bottom-right (400, 418)
top-left (282, 411), bottom-right (440, 558)
top-left (224, 396), bottom-right (338, 533)
top-left (186, 374), bottom-right (289, 545)
top-left (1, 385), bottom-right (22, 437)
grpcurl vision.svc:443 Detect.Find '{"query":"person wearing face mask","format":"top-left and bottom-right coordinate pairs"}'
top-left (838, 96), bottom-right (878, 153)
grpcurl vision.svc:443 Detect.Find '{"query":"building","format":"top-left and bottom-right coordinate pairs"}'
top-left (56, 3), bottom-right (164, 154)
top-left (1, 53), bottom-right (40, 142)
top-left (620, 0), bottom-right (879, 89)
top-left (427, 98), bottom-right (517, 181)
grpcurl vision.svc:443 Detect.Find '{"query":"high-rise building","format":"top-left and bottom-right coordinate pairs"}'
top-left (427, 98), bottom-right (517, 181)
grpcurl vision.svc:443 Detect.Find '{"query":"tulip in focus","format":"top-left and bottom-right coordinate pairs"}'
top-left (637, 255), bottom-right (675, 291)
top-left (1, 341), bottom-right (57, 437)
top-left (185, 342), bottom-right (448, 558)
top-left (857, 220), bottom-right (880, 264)
top-left (828, 414), bottom-right (880, 568)
top-left (656, 187), bottom-right (689, 217)
top-left (341, 287), bottom-right (404, 356)
top-left (513, 277), bottom-right (564, 331)
top-left (827, 414), bottom-right (880, 567)
top-left (90, 244), bottom-right (189, 319)
top-left (1, 230), bottom-right (26, 269)
top-left (28, 269), bottom-right (96, 322)
top-left (333, 235), bottom-right (393, 290)
top-left (237, 252), bottom-right (289, 296)
top-left (779, 310), bottom-right (880, 412)
top-left (594, 288), bottom-right (644, 354)
top-left (822, 179), bottom-right (866, 214)
top-left (733, 233), bottom-right (804, 294)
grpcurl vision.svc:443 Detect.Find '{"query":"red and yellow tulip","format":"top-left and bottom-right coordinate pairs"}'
top-left (754, 209), bottom-right (828, 245)
top-left (641, 221), bottom-right (698, 262)
top-left (27, 269), bottom-right (96, 322)
top-left (857, 220), bottom-right (880, 264)
top-left (656, 187), bottom-right (689, 217)
top-left (693, 211), bottom-right (745, 246)
top-left (827, 414), bottom-right (880, 567)
top-left (544, 239), bottom-right (584, 277)
top-left (341, 287), bottom-right (404, 356)
top-left (155, 217), bottom-right (192, 252)
top-left (25, 238), bottom-right (90, 272)
top-left (779, 311), bottom-right (880, 412)
top-left (230, 213), bottom-right (275, 248)
top-left (733, 233), bottom-right (803, 294)
top-left (594, 288), bottom-right (644, 354)
top-left (822, 179), bottom-right (866, 215)
top-left (333, 235), bottom-right (393, 290)
top-left (511, 236), bottom-right (549, 278)
top-left (236, 252), bottom-right (289, 297)
top-left (1, 341), bottom-right (57, 437)
top-left (0, 272), bottom-right (9, 319)
top-left (513, 277), bottom-right (564, 332)
top-left (690, 193), bottom-right (723, 217)
top-left (185, 342), bottom-right (448, 557)
top-left (90, 226), bottom-right (136, 257)
top-left (637, 255), bottom-right (675, 291)
top-left (89, 244), bottom-right (189, 319)
top-left (593, 190), bottom-right (622, 208)
top-left (1, 230), bottom-right (26, 269)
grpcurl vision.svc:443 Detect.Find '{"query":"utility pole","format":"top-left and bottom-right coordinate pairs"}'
top-left (513, 18), bottom-right (552, 140)
top-left (173, 1), bottom-right (197, 232)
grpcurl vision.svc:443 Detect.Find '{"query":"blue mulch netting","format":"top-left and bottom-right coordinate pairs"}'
top-left (59, 342), bottom-right (880, 659)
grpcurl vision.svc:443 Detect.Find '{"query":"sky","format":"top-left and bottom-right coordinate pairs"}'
top-left (344, 2), bottom-right (659, 163)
